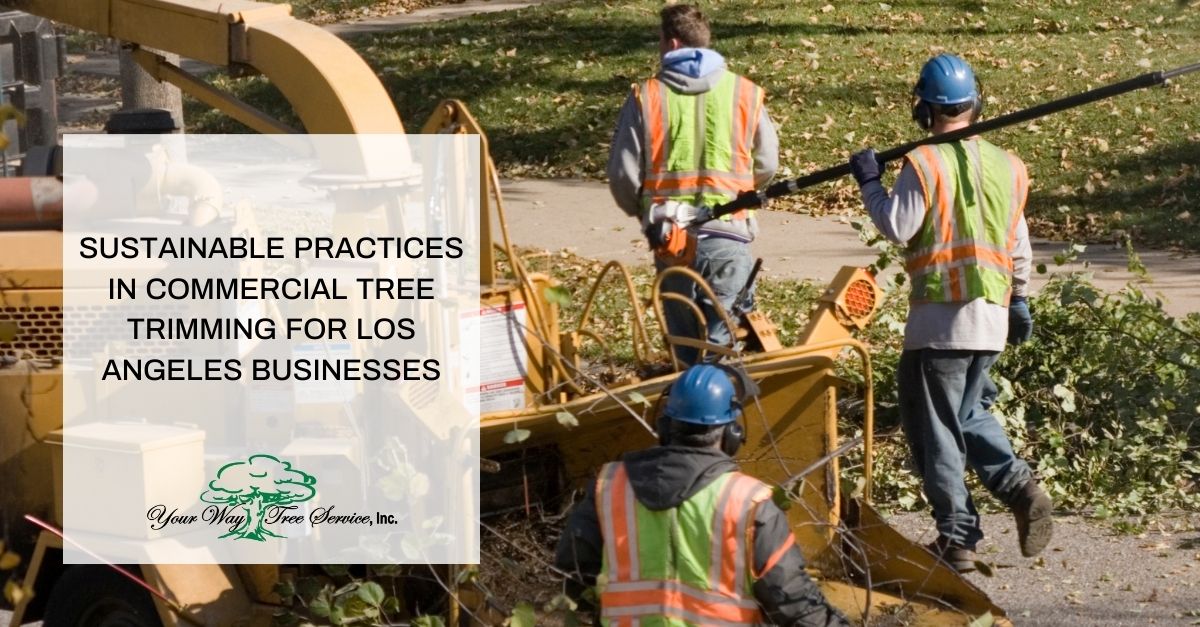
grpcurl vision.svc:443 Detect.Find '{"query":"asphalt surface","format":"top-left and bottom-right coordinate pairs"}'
top-left (887, 511), bottom-right (1200, 626)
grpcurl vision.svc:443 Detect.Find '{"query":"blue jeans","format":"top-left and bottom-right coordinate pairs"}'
top-left (656, 236), bottom-right (755, 365)
top-left (897, 349), bottom-right (1033, 549)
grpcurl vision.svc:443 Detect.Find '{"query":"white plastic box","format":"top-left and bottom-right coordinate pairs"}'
top-left (53, 421), bottom-right (205, 540)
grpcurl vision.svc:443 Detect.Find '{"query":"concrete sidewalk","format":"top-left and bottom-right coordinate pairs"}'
top-left (498, 178), bottom-right (1200, 316)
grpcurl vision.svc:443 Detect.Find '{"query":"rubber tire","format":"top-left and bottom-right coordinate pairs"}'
top-left (42, 565), bottom-right (163, 627)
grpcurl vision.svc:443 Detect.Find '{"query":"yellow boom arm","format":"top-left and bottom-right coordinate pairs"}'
top-left (13, 0), bottom-right (403, 135)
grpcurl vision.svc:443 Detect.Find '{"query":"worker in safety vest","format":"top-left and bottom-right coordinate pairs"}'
top-left (554, 364), bottom-right (848, 626)
top-left (848, 54), bottom-right (1053, 573)
top-left (607, 4), bottom-right (779, 366)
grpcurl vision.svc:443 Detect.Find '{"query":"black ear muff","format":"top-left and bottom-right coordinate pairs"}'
top-left (912, 100), bottom-right (934, 131)
top-left (720, 420), bottom-right (746, 457)
top-left (971, 78), bottom-right (985, 123)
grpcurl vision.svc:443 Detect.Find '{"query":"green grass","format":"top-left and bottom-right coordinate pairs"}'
top-left (195, 0), bottom-right (1200, 249)
top-left (264, 0), bottom-right (404, 21)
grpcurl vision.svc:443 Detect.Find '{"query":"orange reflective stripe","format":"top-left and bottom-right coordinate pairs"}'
top-left (597, 463), bottom-right (639, 582)
top-left (746, 82), bottom-right (763, 170)
top-left (730, 77), bottom-right (758, 174)
top-left (641, 79), bottom-right (668, 176)
top-left (602, 583), bottom-right (764, 624)
top-left (1006, 153), bottom-right (1029, 251)
top-left (907, 244), bottom-right (1014, 274)
top-left (916, 145), bottom-right (955, 244)
top-left (949, 266), bottom-right (964, 301)
top-left (712, 475), bottom-right (771, 595)
top-left (905, 153), bottom-right (934, 211)
top-left (644, 173), bottom-right (752, 194)
top-left (604, 581), bottom-right (761, 611)
top-left (645, 170), bottom-right (755, 183)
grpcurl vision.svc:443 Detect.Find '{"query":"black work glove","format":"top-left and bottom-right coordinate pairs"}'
top-left (849, 148), bottom-right (882, 186)
top-left (1007, 297), bottom-right (1033, 345)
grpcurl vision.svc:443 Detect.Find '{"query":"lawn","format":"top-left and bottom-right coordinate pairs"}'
top-left (194, 0), bottom-right (1200, 249)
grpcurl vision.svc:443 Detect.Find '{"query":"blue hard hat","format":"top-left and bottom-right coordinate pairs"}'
top-left (664, 364), bottom-right (739, 426)
top-left (914, 54), bottom-right (978, 105)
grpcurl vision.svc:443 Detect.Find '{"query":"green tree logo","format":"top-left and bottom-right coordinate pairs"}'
top-left (200, 454), bottom-right (317, 541)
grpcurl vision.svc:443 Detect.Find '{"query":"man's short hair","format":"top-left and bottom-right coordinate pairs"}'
top-left (661, 4), bottom-right (711, 48)
top-left (667, 416), bottom-right (724, 448)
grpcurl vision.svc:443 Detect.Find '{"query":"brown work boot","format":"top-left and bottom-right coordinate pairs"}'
top-left (925, 538), bottom-right (977, 574)
top-left (1010, 480), bottom-right (1054, 557)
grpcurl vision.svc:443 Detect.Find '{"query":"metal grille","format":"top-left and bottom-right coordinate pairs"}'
top-left (0, 304), bottom-right (62, 358)
top-left (842, 279), bottom-right (877, 320)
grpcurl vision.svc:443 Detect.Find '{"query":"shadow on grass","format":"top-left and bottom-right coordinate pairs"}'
top-left (1027, 141), bottom-right (1200, 250)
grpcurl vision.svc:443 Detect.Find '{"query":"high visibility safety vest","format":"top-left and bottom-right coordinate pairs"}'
top-left (903, 139), bottom-right (1029, 305)
top-left (636, 71), bottom-right (764, 222)
top-left (594, 462), bottom-right (794, 626)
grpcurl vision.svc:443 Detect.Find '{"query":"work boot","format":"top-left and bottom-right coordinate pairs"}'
top-left (1009, 479), bottom-right (1054, 557)
top-left (925, 538), bottom-right (977, 574)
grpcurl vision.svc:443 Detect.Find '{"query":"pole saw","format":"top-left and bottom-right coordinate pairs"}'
top-left (646, 59), bottom-right (1200, 251)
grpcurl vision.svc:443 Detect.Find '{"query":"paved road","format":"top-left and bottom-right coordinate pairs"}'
top-left (888, 511), bottom-right (1200, 626)
top-left (499, 178), bottom-right (1200, 316)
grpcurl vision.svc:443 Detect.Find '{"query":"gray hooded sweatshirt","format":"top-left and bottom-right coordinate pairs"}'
top-left (607, 48), bottom-right (779, 242)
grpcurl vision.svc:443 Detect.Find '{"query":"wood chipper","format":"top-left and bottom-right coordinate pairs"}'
top-left (0, 1), bottom-right (1009, 625)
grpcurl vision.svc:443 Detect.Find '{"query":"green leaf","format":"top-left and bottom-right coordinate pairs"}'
top-left (967, 611), bottom-right (995, 627)
top-left (629, 391), bottom-right (650, 407)
top-left (413, 616), bottom-right (446, 627)
top-left (543, 285), bottom-right (571, 306)
top-left (382, 597), bottom-right (403, 614)
top-left (296, 577), bottom-right (324, 600)
top-left (357, 581), bottom-right (385, 606)
top-left (771, 485), bottom-right (793, 511)
top-left (543, 593), bottom-right (578, 613)
top-left (504, 427), bottom-right (531, 444)
top-left (273, 579), bottom-right (296, 600)
top-left (509, 601), bottom-right (537, 627)
top-left (1053, 384), bottom-right (1077, 413)
top-left (556, 410), bottom-right (579, 428)
top-left (310, 599), bottom-right (331, 618)
top-left (455, 565), bottom-right (479, 585)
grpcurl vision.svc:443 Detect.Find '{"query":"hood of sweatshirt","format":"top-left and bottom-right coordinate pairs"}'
top-left (658, 47), bottom-right (727, 94)
top-left (620, 445), bottom-right (737, 511)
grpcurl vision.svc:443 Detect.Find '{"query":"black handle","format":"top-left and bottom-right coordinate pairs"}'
top-left (708, 61), bottom-right (1200, 219)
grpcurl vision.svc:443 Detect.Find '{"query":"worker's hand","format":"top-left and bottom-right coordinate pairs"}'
top-left (1007, 297), bottom-right (1034, 345)
top-left (849, 148), bottom-right (883, 186)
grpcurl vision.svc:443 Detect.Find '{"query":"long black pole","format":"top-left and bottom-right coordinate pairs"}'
top-left (708, 61), bottom-right (1200, 219)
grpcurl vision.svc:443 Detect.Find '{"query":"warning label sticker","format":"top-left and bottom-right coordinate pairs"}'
top-left (462, 302), bottom-right (527, 413)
